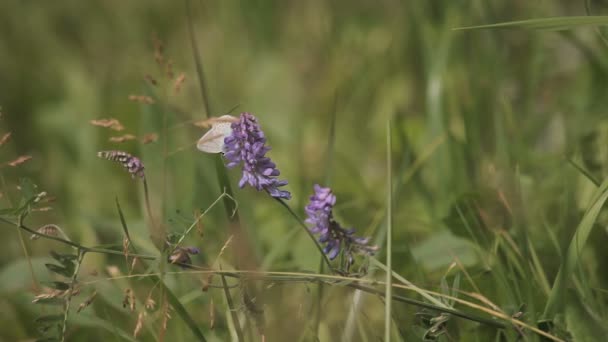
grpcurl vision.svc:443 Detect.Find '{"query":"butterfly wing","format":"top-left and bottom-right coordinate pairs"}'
top-left (197, 119), bottom-right (234, 153)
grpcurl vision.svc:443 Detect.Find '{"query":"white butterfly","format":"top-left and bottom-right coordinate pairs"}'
top-left (196, 115), bottom-right (238, 153)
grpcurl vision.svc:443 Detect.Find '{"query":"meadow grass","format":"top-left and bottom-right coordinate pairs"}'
top-left (2, 1), bottom-right (608, 341)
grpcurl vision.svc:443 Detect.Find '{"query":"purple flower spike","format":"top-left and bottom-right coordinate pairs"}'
top-left (223, 113), bottom-right (291, 200)
top-left (97, 151), bottom-right (145, 179)
top-left (305, 185), bottom-right (378, 270)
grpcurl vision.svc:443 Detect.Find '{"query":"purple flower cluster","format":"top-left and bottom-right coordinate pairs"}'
top-left (305, 185), bottom-right (378, 269)
top-left (223, 113), bottom-right (291, 200)
top-left (97, 151), bottom-right (145, 179)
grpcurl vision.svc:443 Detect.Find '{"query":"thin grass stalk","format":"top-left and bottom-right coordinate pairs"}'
top-left (344, 126), bottom-right (443, 341)
top-left (384, 120), bottom-right (393, 342)
top-left (75, 265), bottom-right (573, 339)
top-left (83, 269), bottom-right (507, 329)
top-left (174, 191), bottom-right (234, 248)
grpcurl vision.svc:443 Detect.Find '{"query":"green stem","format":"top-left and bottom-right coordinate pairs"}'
top-left (61, 249), bottom-right (85, 342)
top-left (274, 198), bottom-right (332, 270)
top-left (0, 217), bottom-right (156, 260)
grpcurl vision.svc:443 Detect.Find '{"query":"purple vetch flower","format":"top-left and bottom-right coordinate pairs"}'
top-left (305, 184), bottom-right (378, 269)
top-left (97, 151), bottom-right (145, 179)
top-left (223, 113), bottom-right (291, 199)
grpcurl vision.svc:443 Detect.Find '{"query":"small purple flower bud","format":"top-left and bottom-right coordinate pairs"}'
top-left (97, 151), bottom-right (145, 179)
top-left (305, 185), bottom-right (378, 270)
top-left (223, 113), bottom-right (291, 199)
top-left (168, 246), bottom-right (200, 268)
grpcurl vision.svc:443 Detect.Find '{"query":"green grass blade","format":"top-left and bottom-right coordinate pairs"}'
top-left (115, 198), bottom-right (137, 253)
top-left (454, 16), bottom-right (608, 31)
top-left (543, 177), bottom-right (608, 318)
top-left (384, 120), bottom-right (393, 342)
top-left (185, 0), bottom-right (211, 118)
top-left (567, 157), bottom-right (600, 187)
top-left (114, 200), bottom-right (207, 341)
top-left (323, 93), bottom-right (338, 185)
top-left (220, 273), bottom-right (244, 342)
top-left (157, 277), bottom-right (208, 342)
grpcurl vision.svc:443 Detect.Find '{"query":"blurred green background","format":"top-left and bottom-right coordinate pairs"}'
top-left (2, 0), bottom-right (608, 341)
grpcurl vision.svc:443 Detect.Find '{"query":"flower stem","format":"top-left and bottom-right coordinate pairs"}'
top-left (273, 197), bottom-right (332, 270)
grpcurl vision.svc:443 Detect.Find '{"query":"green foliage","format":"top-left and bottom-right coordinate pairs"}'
top-left (2, 1), bottom-right (608, 341)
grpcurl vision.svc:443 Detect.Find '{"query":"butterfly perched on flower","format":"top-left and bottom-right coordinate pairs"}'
top-left (196, 112), bottom-right (291, 199)
top-left (196, 115), bottom-right (238, 154)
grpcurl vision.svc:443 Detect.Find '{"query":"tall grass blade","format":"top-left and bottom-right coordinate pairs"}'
top-left (114, 202), bottom-right (207, 341)
top-left (543, 177), bottom-right (608, 318)
top-left (157, 278), bottom-right (208, 342)
top-left (185, 0), bottom-right (211, 118)
top-left (220, 273), bottom-right (244, 342)
top-left (454, 16), bottom-right (608, 31)
top-left (384, 120), bottom-right (393, 342)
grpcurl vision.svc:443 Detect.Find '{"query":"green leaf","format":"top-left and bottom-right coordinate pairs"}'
top-left (115, 197), bottom-right (135, 252)
top-left (35, 314), bottom-right (64, 324)
top-left (44, 263), bottom-right (73, 278)
top-left (49, 251), bottom-right (78, 266)
top-left (455, 16), bottom-right (608, 31)
top-left (41, 281), bottom-right (70, 291)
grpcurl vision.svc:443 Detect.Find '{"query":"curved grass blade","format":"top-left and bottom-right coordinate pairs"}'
top-left (543, 177), bottom-right (608, 318)
top-left (567, 157), bottom-right (600, 187)
top-left (454, 16), bottom-right (608, 31)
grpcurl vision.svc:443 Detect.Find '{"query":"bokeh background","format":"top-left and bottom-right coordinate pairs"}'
top-left (2, 1), bottom-right (608, 341)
